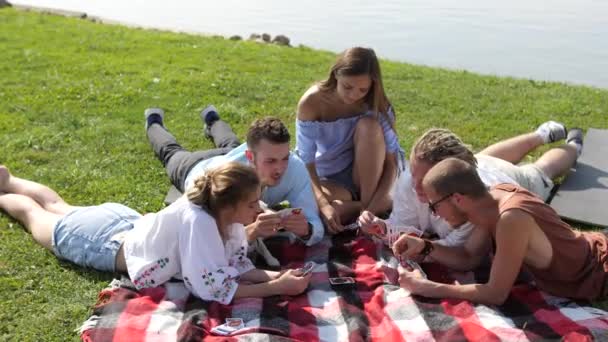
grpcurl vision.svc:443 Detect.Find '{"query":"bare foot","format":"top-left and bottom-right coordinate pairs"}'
top-left (0, 165), bottom-right (10, 192)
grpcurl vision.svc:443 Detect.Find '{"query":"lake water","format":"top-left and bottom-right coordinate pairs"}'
top-left (10, 0), bottom-right (608, 88)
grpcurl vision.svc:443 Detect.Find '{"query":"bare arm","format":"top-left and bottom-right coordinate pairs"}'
top-left (427, 225), bottom-right (492, 271)
top-left (234, 269), bottom-right (311, 299)
top-left (400, 210), bottom-right (533, 305)
top-left (305, 163), bottom-right (343, 233)
top-left (234, 280), bottom-right (281, 299)
top-left (393, 224), bottom-right (492, 271)
top-left (305, 163), bottom-right (331, 209)
top-left (239, 268), bottom-right (280, 283)
top-left (297, 94), bottom-right (342, 232)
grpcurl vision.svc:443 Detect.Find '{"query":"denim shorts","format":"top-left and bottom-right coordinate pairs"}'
top-left (52, 203), bottom-right (141, 272)
top-left (321, 163), bottom-right (360, 201)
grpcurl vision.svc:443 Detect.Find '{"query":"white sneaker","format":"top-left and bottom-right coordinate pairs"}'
top-left (536, 121), bottom-right (567, 143)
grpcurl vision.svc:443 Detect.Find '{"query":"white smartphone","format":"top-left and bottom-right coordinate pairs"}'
top-left (299, 261), bottom-right (316, 276)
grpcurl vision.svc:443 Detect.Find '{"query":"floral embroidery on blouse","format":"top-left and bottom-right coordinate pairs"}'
top-left (132, 257), bottom-right (170, 288)
top-left (228, 246), bottom-right (254, 273)
top-left (200, 268), bottom-right (238, 302)
top-left (183, 276), bottom-right (193, 288)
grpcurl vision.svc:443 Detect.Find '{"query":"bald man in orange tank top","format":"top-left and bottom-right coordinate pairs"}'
top-left (391, 157), bottom-right (608, 305)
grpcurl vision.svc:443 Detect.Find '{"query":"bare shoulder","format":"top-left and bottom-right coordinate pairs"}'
top-left (496, 208), bottom-right (536, 234)
top-left (297, 85), bottom-right (325, 121)
top-left (499, 208), bottom-right (533, 224)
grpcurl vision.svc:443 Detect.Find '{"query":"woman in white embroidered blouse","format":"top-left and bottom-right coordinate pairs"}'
top-left (0, 162), bottom-right (311, 304)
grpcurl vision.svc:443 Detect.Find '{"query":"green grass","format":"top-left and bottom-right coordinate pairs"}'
top-left (1, 7), bottom-right (607, 341)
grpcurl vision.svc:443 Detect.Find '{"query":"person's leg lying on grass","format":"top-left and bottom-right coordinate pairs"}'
top-left (475, 121), bottom-right (576, 201)
top-left (145, 107), bottom-right (233, 192)
top-left (509, 127), bottom-right (583, 201)
top-left (0, 192), bottom-right (61, 250)
top-left (0, 162), bottom-right (312, 302)
top-left (478, 121), bottom-right (567, 164)
top-left (0, 165), bottom-right (75, 215)
top-left (201, 105), bottom-right (241, 149)
top-left (534, 128), bottom-right (583, 179)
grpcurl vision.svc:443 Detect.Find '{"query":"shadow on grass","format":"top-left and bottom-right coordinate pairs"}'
top-left (56, 259), bottom-right (117, 284)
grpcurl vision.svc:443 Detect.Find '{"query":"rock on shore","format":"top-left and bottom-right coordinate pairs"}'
top-left (248, 33), bottom-right (291, 46)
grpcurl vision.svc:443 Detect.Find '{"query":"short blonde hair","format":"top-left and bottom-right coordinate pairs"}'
top-left (412, 128), bottom-right (477, 166)
top-left (423, 158), bottom-right (487, 198)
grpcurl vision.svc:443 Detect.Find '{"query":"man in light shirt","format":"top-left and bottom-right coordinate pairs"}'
top-left (359, 121), bottom-right (583, 248)
top-left (145, 106), bottom-right (324, 246)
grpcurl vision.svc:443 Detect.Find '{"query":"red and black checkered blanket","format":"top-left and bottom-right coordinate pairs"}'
top-left (80, 233), bottom-right (608, 341)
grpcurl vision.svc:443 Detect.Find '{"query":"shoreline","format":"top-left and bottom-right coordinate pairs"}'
top-left (8, 2), bottom-right (293, 47)
top-left (9, 2), bottom-right (221, 37)
top-left (5, 1), bottom-right (607, 89)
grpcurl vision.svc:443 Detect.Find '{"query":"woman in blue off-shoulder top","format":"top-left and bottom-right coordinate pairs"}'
top-left (296, 47), bottom-right (404, 234)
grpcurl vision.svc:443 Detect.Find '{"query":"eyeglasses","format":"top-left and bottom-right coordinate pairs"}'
top-left (428, 193), bottom-right (453, 214)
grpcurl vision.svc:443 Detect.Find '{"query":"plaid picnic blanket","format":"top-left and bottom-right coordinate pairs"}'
top-left (80, 232), bottom-right (608, 341)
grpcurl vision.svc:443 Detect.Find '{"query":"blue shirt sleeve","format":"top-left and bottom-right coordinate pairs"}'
top-left (283, 154), bottom-right (324, 245)
top-left (378, 106), bottom-right (400, 154)
top-left (295, 119), bottom-right (318, 164)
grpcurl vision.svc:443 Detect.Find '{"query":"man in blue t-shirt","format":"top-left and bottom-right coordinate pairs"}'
top-left (145, 106), bottom-right (323, 246)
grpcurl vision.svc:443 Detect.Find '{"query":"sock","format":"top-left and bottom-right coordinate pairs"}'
top-left (146, 114), bottom-right (163, 128)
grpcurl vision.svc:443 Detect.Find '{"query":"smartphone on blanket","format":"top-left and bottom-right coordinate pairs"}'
top-left (329, 277), bottom-right (356, 287)
top-left (211, 318), bottom-right (245, 336)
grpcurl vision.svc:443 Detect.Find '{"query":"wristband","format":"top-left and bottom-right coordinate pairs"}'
top-left (420, 239), bottom-right (434, 257)
top-left (302, 222), bottom-right (313, 240)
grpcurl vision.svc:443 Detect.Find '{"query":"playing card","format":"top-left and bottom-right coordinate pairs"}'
top-left (386, 225), bottom-right (400, 247)
top-left (386, 225), bottom-right (422, 247)
top-left (401, 259), bottom-right (428, 279)
top-left (381, 265), bottom-right (400, 285)
top-left (399, 225), bottom-right (423, 237)
top-left (278, 207), bottom-right (303, 218)
top-left (369, 223), bottom-right (384, 235)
